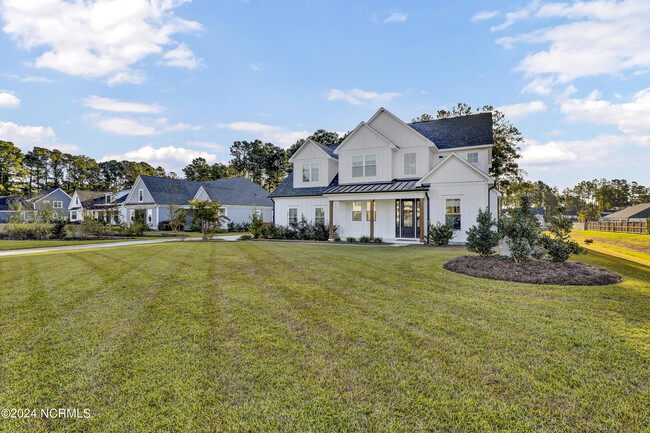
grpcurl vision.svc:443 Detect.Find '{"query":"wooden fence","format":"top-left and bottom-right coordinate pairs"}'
top-left (574, 221), bottom-right (648, 234)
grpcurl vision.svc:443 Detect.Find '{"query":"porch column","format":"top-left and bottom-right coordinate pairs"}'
top-left (370, 199), bottom-right (375, 238)
top-left (329, 200), bottom-right (334, 239)
top-left (419, 199), bottom-right (425, 243)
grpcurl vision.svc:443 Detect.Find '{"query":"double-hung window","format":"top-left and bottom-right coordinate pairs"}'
top-left (352, 156), bottom-right (364, 178)
top-left (53, 201), bottom-right (62, 209)
top-left (315, 208), bottom-right (325, 225)
top-left (404, 153), bottom-right (416, 176)
top-left (364, 154), bottom-right (376, 177)
top-left (366, 202), bottom-right (376, 221)
top-left (467, 152), bottom-right (478, 164)
top-left (352, 201), bottom-right (362, 221)
top-left (302, 163), bottom-right (319, 183)
top-left (288, 208), bottom-right (298, 225)
top-left (445, 199), bottom-right (461, 230)
top-left (138, 189), bottom-right (144, 202)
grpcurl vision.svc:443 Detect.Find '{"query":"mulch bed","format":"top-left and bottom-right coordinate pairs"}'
top-left (443, 255), bottom-right (624, 286)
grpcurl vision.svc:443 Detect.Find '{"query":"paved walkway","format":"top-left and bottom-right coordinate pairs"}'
top-left (0, 235), bottom-right (244, 258)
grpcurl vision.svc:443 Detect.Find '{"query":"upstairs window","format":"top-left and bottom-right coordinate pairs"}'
top-left (467, 152), bottom-right (478, 164)
top-left (352, 156), bottom-right (364, 177)
top-left (404, 153), bottom-right (417, 176)
top-left (53, 201), bottom-right (62, 209)
top-left (138, 189), bottom-right (144, 202)
top-left (445, 199), bottom-right (461, 230)
top-left (302, 163), bottom-right (319, 183)
top-left (365, 154), bottom-right (376, 177)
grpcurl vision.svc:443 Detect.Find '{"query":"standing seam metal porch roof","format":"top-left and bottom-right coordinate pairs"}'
top-left (324, 179), bottom-right (429, 195)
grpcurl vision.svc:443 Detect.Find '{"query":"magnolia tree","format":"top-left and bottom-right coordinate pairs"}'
top-left (466, 208), bottom-right (499, 256)
top-left (188, 199), bottom-right (228, 241)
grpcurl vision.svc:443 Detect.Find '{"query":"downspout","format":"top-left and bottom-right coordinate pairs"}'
top-left (271, 198), bottom-right (275, 224)
top-left (424, 191), bottom-right (430, 244)
top-left (488, 181), bottom-right (498, 215)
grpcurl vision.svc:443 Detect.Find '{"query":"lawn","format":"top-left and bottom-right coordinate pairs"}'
top-left (0, 242), bottom-right (648, 432)
top-left (571, 230), bottom-right (650, 265)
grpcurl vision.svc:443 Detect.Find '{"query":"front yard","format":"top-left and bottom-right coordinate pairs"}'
top-left (570, 229), bottom-right (650, 265)
top-left (0, 242), bottom-right (647, 432)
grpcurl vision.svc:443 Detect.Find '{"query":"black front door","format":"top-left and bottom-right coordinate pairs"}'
top-left (401, 200), bottom-right (415, 238)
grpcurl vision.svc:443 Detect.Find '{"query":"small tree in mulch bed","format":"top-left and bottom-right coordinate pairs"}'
top-left (466, 208), bottom-right (499, 256)
top-left (427, 221), bottom-right (454, 246)
top-left (497, 196), bottom-right (542, 262)
top-left (540, 213), bottom-right (586, 262)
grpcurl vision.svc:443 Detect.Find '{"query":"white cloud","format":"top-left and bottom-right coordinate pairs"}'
top-left (106, 70), bottom-right (147, 86)
top-left (20, 75), bottom-right (53, 83)
top-left (496, 101), bottom-right (547, 118)
top-left (100, 145), bottom-right (219, 173)
top-left (492, 0), bottom-right (650, 89)
top-left (326, 88), bottom-right (401, 106)
top-left (248, 63), bottom-right (261, 71)
top-left (471, 10), bottom-right (500, 22)
top-left (84, 95), bottom-right (163, 113)
top-left (162, 43), bottom-right (202, 69)
top-left (0, 119), bottom-right (78, 151)
top-left (383, 11), bottom-right (408, 23)
top-left (520, 134), bottom-right (626, 168)
top-left (186, 140), bottom-right (224, 151)
top-left (94, 116), bottom-right (199, 136)
top-left (0, 92), bottom-right (20, 107)
top-left (0, 0), bottom-right (202, 81)
top-left (217, 121), bottom-right (309, 148)
top-left (560, 88), bottom-right (650, 146)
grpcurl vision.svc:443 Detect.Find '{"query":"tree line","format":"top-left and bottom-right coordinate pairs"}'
top-left (1, 141), bottom-right (172, 195)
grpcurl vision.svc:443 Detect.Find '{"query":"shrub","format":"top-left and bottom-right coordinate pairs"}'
top-left (539, 214), bottom-right (586, 262)
top-left (466, 208), bottom-right (499, 256)
top-left (239, 234), bottom-right (252, 240)
top-left (346, 237), bottom-right (357, 243)
top-left (125, 221), bottom-right (147, 237)
top-left (372, 237), bottom-right (383, 243)
top-left (584, 238), bottom-right (594, 244)
top-left (647, 216), bottom-right (650, 235)
top-left (185, 223), bottom-right (201, 232)
top-left (359, 235), bottom-right (371, 243)
top-left (158, 220), bottom-right (172, 231)
top-left (3, 223), bottom-right (51, 240)
top-left (50, 220), bottom-right (67, 240)
top-left (261, 220), bottom-right (336, 241)
top-left (498, 196), bottom-right (542, 261)
top-left (333, 235), bottom-right (341, 242)
top-left (427, 221), bottom-right (454, 246)
top-left (249, 208), bottom-right (264, 239)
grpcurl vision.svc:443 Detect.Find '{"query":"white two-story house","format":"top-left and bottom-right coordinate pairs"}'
top-left (269, 108), bottom-right (500, 243)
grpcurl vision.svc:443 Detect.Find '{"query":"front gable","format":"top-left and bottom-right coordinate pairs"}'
top-left (334, 122), bottom-right (397, 154)
top-left (418, 153), bottom-right (493, 185)
top-left (289, 139), bottom-right (335, 162)
top-left (123, 176), bottom-right (155, 205)
top-left (367, 108), bottom-right (435, 149)
top-left (194, 186), bottom-right (210, 201)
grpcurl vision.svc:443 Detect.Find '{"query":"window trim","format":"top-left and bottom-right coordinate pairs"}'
top-left (467, 152), bottom-right (479, 164)
top-left (352, 156), bottom-right (364, 178)
top-left (445, 198), bottom-right (461, 231)
top-left (364, 154), bottom-right (377, 177)
top-left (404, 152), bottom-right (417, 176)
top-left (288, 208), bottom-right (298, 225)
top-left (302, 163), bottom-right (319, 183)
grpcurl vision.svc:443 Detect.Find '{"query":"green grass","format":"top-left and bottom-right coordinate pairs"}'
top-left (144, 230), bottom-right (246, 237)
top-left (571, 230), bottom-right (650, 265)
top-left (0, 239), bottom-right (126, 251)
top-left (0, 242), bottom-right (648, 432)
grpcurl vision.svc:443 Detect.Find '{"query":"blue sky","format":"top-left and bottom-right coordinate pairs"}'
top-left (1, 0), bottom-right (649, 189)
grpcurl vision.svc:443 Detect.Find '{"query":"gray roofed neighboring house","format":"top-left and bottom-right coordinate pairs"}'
top-left (269, 171), bottom-right (338, 198)
top-left (408, 112), bottom-right (493, 149)
top-left (601, 203), bottom-right (650, 221)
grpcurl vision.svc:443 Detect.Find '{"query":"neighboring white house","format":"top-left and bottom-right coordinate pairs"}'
top-left (269, 107), bottom-right (500, 243)
top-left (68, 189), bottom-right (131, 224)
top-left (122, 175), bottom-right (273, 229)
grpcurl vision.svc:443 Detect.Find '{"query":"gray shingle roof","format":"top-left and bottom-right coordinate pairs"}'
top-left (314, 143), bottom-right (338, 159)
top-left (268, 171), bottom-right (338, 198)
top-left (408, 112), bottom-right (493, 149)
top-left (601, 203), bottom-right (650, 220)
top-left (324, 179), bottom-right (429, 195)
top-left (139, 175), bottom-right (271, 207)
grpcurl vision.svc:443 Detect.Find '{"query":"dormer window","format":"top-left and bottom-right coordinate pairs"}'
top-left (404, 153), bottom-right (416, 176)
top-left (467, 152), bottom-right (478, 164)
top-left (302, 163), bottom-right (319, 183)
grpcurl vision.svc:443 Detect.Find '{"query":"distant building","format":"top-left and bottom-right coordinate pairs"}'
top-left (0, 188), bottom-right (72, 223)
top-left (600, 203), bottom-right (650, 222)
